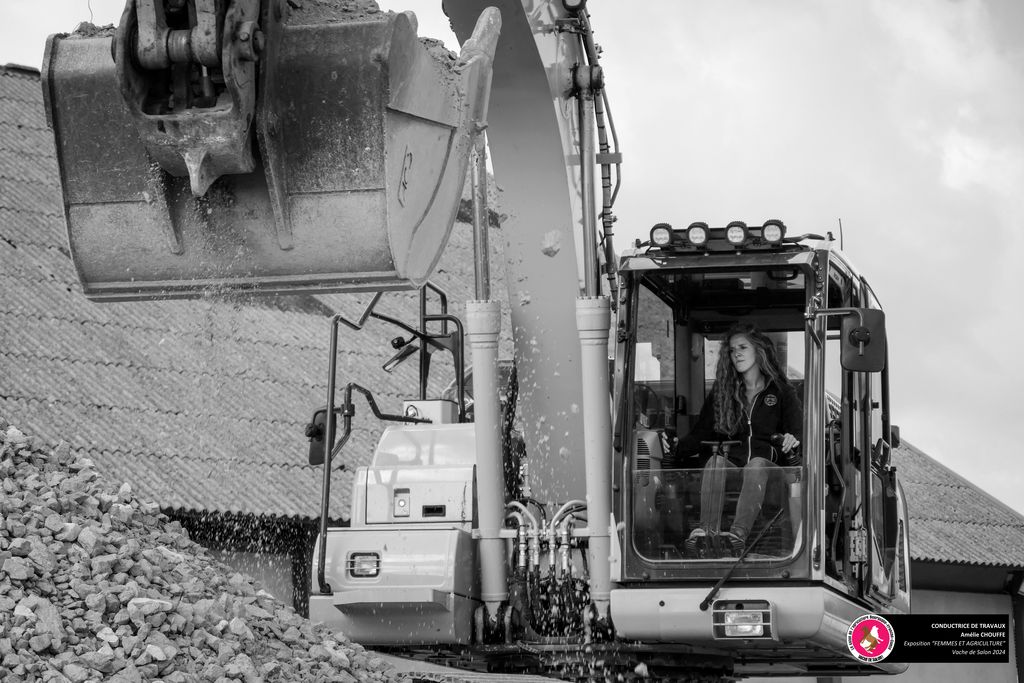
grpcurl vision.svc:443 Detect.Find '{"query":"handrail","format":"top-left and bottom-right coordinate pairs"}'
top-left (315, 310), bottom-right (429, 595)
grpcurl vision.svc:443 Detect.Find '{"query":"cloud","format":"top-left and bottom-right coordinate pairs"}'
top-left (941, 129), bottom-right (1024, 197)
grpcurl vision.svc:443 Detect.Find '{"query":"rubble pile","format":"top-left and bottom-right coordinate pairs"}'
top-left (0, 419), bottom-right (403, 683)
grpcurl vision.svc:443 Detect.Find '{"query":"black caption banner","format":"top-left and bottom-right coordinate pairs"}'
top-left (886, 614), bottom-right (1010, 663)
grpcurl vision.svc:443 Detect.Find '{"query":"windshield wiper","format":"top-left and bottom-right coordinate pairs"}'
top-left (699, 507), bottom-right (786, 611)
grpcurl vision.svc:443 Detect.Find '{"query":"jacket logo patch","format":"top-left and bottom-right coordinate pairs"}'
top-left (764, 394), bottom-right (778, 407)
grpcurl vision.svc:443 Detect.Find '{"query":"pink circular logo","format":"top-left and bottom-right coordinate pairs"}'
top-left (847, 614), bottom-right (895, 662)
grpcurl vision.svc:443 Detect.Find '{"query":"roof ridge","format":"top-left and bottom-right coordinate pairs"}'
top-left (900, 438), bottom-right (1024, 524)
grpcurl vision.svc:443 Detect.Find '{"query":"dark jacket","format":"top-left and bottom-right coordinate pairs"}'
top-left (670, 379), bottom-right (802, 467)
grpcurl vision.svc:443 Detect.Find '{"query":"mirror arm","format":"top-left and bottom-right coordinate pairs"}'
top-left (331, 292), bottom-right (384, 332)
top-left (808, 306), bottom-right (868, 355)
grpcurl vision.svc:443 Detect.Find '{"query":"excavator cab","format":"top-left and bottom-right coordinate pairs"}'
top-left (611, 225), bottom-right (911, 676)
top-left (42, 0), bottom-right (500, 301)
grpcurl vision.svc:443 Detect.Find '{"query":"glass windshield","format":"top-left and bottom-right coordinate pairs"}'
top-left (627, 266), bottom-right (808, 564)
top-left (632, 466), bottom-right (805, 561)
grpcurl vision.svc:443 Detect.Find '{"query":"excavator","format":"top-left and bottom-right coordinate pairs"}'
top-left (43, 0), bottom-right (912, 680)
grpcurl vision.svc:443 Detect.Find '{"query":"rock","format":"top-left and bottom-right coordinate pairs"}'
top-left (76, 527), bottom-right (101, 556)
top-left (144, 643), bottom-right (167, 662)
top-left (323, 639), bottom-right (351, 668)
top-left (84, 591), bottom-right (106, 612)
top-left (5, 426), bottom-right (27, 449)
top-left (90, 553), bottom-right (118, 575)
top-left (9, 538), bottom-right (32, 557)
top-left (44, 514), bottom-right (65, 534)
top-left (14, 600), bottom-right (34, 620)
top-left (108, 663), bottom-right (144, 683)
top-left (96, 626), bottom-right (119, 646)
top-left (3, 556), bottom-right (33, 580)
top-left (61, 662), bottom-right (91, 683)
top-left (27, 596), bottom-right (64, 648)
top-left (80, 646), bottom-right (116, 673)
top-left (28, 545), bottom-right (58, 573)
top-left (224, 653), bottom-right (261, 682)
top-left (228, 616), bottom-right (254, 640)
top-left (117, 482), bottom-right (133, 503)
top-left (55, 523), bottom-right (81, 542)
top-left (29, 633), bottom-right (51, 652)
top-left (6, 518), bottom-right (26, 537)
top-left (40, 669), bottom-right (72, 683)
top-left (126, 597), bottom-right (173, 626)
top-left (111, 503), bottom-right (134, 524)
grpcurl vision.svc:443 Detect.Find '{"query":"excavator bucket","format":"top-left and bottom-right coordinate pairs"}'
top-left (42, 1), bottom-right (500, 301)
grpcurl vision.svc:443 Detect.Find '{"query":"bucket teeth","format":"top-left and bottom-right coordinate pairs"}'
top-left (184, 149), bottom-right (216, 197)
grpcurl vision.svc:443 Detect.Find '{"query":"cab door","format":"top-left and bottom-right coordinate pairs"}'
top-left (861, 280), bottom-right (908, 611)
top-left (821, 262), bottom-right (860, 593)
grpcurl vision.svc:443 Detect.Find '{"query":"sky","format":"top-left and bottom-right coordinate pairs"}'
top-left (3, 0), bottom-right (1023, 517)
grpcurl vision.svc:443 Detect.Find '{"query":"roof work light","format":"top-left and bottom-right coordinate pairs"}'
top-left (685, 222), bottom-right (709, 247)
top-left (725, 221), bottom-right (749, 247)
top-left (762, 219), bottom-right (786, 245)
top-left (650, 223), bottom-right (673, 247)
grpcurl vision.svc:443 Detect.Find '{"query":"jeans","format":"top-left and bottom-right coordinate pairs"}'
top-left (699, 455), bottom-right (775, 539)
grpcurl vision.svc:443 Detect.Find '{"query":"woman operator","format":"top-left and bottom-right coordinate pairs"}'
top-left (668, 323), bottom-right (802, 555)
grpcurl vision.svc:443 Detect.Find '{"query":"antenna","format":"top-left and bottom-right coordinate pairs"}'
top-left (838, 218), bottom-right (845, 250)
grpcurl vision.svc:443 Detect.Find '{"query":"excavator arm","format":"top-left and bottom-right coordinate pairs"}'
top-left (43, 0), bottom-right (500, 300)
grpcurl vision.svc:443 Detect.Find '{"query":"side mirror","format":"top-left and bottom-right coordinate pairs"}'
top-left (383, 343), bottom-right (418, 373)
top-left (840, 308), bottom-right (886, 372)
top-left (890, 424), bottom-right (901, 449)
top-left (305, 407), bottom-right (335, 466)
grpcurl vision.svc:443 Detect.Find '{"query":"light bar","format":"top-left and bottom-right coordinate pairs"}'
top-left (642, 219), bottom-right (792, 253)
top-left (650, 223), bottom-right (673, 247)
top-left (348, 552), bottom-right (381, 578)
top-left (686, 222), bottom-right (709, 247)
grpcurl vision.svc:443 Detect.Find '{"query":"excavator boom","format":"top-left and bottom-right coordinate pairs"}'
top-left (43, 0), bottom-right (499, 300)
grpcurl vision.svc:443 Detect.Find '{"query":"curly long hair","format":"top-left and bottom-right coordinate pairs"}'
top-left (713, 323), bottom-right (790, 435)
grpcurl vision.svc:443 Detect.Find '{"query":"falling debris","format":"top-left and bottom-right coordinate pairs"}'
top-left (0, 420), bottom-right (405, 682)
top-left (540, 230), bottom-right (561, 257)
